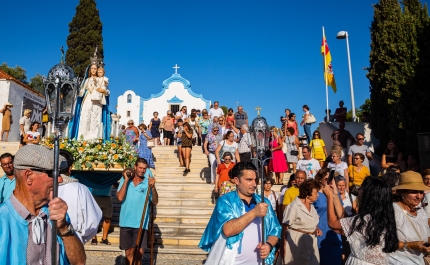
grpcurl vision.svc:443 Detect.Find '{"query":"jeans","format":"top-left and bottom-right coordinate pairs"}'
top-left (208, 153), bottom-right (217, 183)
top-left (303, 124), bottom-right (312, 144)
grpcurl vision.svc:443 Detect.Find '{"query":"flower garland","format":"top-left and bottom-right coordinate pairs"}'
top-left (41, 135), bottom-right (137, 170)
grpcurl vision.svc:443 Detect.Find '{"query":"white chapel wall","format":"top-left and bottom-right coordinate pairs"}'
top-left (117, 90), bottom-right (141, 127)
top-left (142, 81), bottom-right (207, 123)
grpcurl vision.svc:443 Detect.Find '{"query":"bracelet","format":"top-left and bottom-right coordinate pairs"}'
top-left (265, 241), bottom-right (274, 251)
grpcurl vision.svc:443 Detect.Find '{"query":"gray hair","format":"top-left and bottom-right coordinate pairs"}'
top-left (241, 125), bottom-right (249, 132)
top-left (335, 176), bottom-right (347, 183)
top-left (212, 123), bottom-right (220, 130)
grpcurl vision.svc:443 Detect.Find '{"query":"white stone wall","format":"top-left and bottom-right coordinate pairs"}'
top-left (117, 90), bottom-right (141, 127)
top-left (143, 81), bottom-right (207, 124)
top-left (0, 80), bottom-right (45, 142)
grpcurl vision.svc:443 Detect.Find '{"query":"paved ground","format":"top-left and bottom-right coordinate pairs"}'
top-left (86, 251), bottom-right (207, 265)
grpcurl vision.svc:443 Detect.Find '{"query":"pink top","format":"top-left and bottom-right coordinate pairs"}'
top-left (287, 121), bottom-right (299, 136)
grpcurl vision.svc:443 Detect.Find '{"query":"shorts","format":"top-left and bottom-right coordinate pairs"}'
top-left (93, 196), bottom-right (113, 219)
top-left (20, 135), bottom-right (26, 145)
top-left (181, 145), bottom-right (192, 149)
top-left (120, 227), bottom-right (148, 250)
top-left (163, 130), bottom-right (172, 139)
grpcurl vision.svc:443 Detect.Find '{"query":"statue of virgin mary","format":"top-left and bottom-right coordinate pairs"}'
top-left (69, 48), bottom-right (111, 140)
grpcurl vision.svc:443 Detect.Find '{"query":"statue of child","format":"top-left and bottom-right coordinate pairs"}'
top-left (91, 67), bottom-right (109, 105)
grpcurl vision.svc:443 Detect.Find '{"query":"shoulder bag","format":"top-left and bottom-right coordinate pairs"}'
top-left (159, 118), bottom-right (165, 130)
top-left (306, 113), bottom-right (316, 124)
top-left (147, 139), bottom-right (155, 148)
top-left (288, 136), bottom-right (299, 156)
top-left (350, 166), bottom-right (360, 197)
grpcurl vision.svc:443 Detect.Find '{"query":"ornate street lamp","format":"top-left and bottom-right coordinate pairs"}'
top-left (42, 48), bottom-right (79, 265)
top-left (250, 107), bottom-right (271, 265)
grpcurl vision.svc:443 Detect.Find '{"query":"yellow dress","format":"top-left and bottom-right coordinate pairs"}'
top-left (2, 109), bottom-right (11, 131)
top-left (310, 139), bottom-right (326, 161)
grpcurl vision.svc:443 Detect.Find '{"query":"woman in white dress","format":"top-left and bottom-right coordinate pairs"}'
top-left (390, 171), bottom-right (430, 265)
top-left (325, 176), bottom-right (399, 265)
top-left (77, 64), bottom-right (110, 140)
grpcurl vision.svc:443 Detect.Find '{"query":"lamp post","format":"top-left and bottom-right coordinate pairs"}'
top-left (43, 52), bottom-right (79, 265)
top-left (250, 108), bottom-right (271, 265)
top-left (336, 31), bottom-right (356, 121)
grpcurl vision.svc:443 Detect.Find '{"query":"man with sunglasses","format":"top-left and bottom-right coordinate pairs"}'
top-left (0, 145), bottom-right (86, 264)
top-left (0, 152), bottom-right (15, 204)
top-left (347, 133), bottom-right (373, 169)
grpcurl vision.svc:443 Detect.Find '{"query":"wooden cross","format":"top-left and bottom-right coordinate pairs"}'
top-left (173, 64), bottom-right (180, 74)
top-left (255, 106), bottom-right (262, 117)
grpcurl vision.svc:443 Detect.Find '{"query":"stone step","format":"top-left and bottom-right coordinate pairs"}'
top-left (152, 149), bottom-right (205, 154)
top-left (156, 190), bottom-right (214, 199)
top-left (153, 153), bottom-right (208, 159)
top-left (153, 167), bottom-right (210, 174)
top-left (154, 162), bottom-right (210, 168)
top-left (84, 241), bottom-right (207, 255)
top-left (156, 177), bottom-right (209, 184)
top-left (154, 172), bottom-right (211, 178)
top-left (153, 214), bottom-right (211, 225)
top-left (156, 183), bottom-right (214, 192)
top-left (156, 198), bottom-right (214, 207)
top-left (155, 206), bottom-right (214, 215)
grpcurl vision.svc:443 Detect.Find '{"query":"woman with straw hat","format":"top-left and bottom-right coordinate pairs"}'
top-left (390, 171), bottom-right (430, 265)
top-left (0, 102), bottom-right (13, 142)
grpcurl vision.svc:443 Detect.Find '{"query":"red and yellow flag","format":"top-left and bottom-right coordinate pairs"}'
top-left (321, 34), bottom-right (337, 93)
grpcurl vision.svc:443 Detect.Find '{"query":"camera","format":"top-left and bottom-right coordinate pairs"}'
top-left (124, 168), bottom-right (135, 179)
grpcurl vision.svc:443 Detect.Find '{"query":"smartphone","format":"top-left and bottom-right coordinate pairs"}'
top-left (423, 242), bottom-right (430, 247)
top-left (328, 170), bottom-right (336, 184)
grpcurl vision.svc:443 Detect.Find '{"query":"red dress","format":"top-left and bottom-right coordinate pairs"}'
top-left (269, 137), bottom-right (288, 173)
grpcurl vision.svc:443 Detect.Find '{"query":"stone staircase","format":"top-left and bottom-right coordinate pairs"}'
top-left (85, 145), bottom-right (214, 255)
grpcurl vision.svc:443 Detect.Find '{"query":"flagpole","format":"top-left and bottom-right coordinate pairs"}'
top-left (323, 27), bottom-right (329, 123)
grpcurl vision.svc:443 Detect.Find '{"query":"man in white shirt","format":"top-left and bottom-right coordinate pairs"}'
top-left (19, 109), bottom-right (31, 148)
top-left (209, 101), bottom-right (224, 120)
top-left (58, 150), bottom-right (102, 244)
top-left (297, 146), bottom-right (321, 179)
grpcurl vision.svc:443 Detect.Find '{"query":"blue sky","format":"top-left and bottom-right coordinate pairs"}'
top-left (2, 0), bottom-right (429, 132)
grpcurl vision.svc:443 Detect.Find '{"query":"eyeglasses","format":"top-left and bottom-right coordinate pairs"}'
top-left (424, 178), bottom-right (430, 182)
top-left (357, 138), bottom-right (364, 141)
top-left (1, 161), bottom-right (13, 167)
top-left (219, 119), bottom-right (224, 121)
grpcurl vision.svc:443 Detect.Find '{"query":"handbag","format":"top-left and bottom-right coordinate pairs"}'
top-left (287, 136), bottom-right (299, 156)
top-left (147, 139), bottom-right (155, 148)
top-left (350, 166), bottom-right (360, 196)
top-left (159, 121), bottom-right (165, 130)
top-left (306, 113), bottom-right (316, 124)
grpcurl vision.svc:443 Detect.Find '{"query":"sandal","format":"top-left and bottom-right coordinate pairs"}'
top-left (100, 238), bottom-right (111, 245)
top-left (91, 238), bottom-right (97, 245)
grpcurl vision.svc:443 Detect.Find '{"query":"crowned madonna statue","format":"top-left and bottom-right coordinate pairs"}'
top-left (69, 47), bottom-right (112, 140)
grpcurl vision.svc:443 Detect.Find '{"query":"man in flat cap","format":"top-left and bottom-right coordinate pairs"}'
top-left (0, 145), bottom-right (86, 264)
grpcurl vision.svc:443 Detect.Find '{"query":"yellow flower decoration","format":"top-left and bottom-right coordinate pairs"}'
top-left (113, 154), bottom-right (119, 160)
top-left (111, 143), bottom-right (117, 149)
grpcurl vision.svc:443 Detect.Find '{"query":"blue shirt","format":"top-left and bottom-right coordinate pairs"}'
top-left (0, 174), bottom-right (16, 204)
top-left (91, 186), bottom-right (112, 196)
top-left (118, 169), bottom-right (153, 229)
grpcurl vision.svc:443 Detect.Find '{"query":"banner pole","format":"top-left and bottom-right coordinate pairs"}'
top-left (323, 27), bottom-right (329, 123)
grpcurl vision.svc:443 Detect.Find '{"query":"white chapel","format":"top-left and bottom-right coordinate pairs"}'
top-left (117, 65), bottom-right (210, 125)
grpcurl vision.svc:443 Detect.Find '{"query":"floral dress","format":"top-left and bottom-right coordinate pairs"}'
top-left (138, 131), bottom-right (155, 169)
top-left (220, 181), bottom-right (236, 196)
top-left (125, 129), bottom-right (138, 151)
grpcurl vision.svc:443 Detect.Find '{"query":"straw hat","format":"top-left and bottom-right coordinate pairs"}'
top-left (24, 109), bottom-right (32, 116)
top-left (4, 102), bottom-right (13, 107)
top-left (392, 171), bottom-right (430, 191)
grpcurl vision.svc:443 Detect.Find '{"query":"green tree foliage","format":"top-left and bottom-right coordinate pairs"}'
top-left (346, 99), bottom-right (371, 122)
top-left (28, 74), bottom-right (44, 94)
top-left (220, 106), bottom-right (228, 116)
top-left (368, 0), bottom-right (430, 155)
top-left (66, 0), bottom-right (103, 77)
top-left (0, 63), bottom-right (27, 83)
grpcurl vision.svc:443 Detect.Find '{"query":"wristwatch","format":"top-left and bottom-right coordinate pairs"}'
top-left (58, 223), bottom-right (75, 237)
top-left (403, 241), bottom-right (408, 251)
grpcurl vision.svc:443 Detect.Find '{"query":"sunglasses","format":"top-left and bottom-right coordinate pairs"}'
top-left (128, 123), bottom-right (133, 125)
top-left (219, 119), bottom-right (224, 121)
top-left (358, 138), bottom-right (364, 140)
top-left (224, 158), bottom-right (232, 161)
top-left (213, 130), bottom-right (219, 132)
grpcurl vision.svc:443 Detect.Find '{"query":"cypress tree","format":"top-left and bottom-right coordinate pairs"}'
top-left (367, 0), bottom-right (409, 153)
top-left (398, 0), bottom-right (430, 154)
top-left (65, 0), bottom-right (103, 77)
